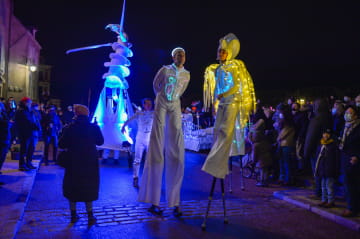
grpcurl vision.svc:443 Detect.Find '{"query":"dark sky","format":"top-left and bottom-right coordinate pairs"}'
top-left (14, 0), bottom-right (360, 108)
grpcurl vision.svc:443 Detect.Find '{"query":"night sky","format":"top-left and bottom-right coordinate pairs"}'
top-left (14, 0), bottom-right (360, 109)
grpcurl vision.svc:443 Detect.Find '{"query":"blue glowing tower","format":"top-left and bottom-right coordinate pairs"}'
top-left (66, 0), bottom-right (134, 150)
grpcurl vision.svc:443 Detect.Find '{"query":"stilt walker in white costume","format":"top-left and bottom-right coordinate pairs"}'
top-left (138, 47), bottom-right (190, 217)
top-left (201, 33), bottom-right (256, 230)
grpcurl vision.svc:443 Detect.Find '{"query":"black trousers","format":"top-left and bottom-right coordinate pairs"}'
top-left (44, 135), bottom-right (58, 162)
top-left (19, 136), bottom-right (35, 167)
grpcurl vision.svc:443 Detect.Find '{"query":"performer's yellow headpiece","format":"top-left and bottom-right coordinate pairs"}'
top-left (218, 33), bottom-right (240, 60)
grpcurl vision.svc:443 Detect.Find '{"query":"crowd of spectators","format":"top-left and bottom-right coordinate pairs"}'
top-left (0, 96), bottom-right (75, 174)
top-left (245, 94), bottom-right (360, 218)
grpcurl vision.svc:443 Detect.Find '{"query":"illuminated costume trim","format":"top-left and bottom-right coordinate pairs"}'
top-left (202, 33), bottom-right (256, 179)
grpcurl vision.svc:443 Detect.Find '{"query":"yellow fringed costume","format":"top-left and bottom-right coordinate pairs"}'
top-left (202, 33), bottom-right (256, 179)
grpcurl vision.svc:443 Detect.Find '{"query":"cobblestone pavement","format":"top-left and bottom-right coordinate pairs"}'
top-left (13, 151), bottom-right (360, 239)
top-left (18, 198), bottom-right (293, 231)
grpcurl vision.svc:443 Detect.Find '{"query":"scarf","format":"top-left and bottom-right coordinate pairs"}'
top-left (339, 119), bottom-right (360, 150)
top-left (320, 138), bottom-right (334, 145)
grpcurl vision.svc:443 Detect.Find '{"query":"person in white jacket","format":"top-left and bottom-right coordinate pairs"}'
top-left (138, 47), bottom-right (190, 216)
top-left (121, 98), bottom-right (154, 188)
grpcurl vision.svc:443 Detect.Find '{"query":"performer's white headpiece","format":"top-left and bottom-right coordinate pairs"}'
top-left (218, 33), bottom-right (240, 60)
top-left (171, 47), bottom-right (185, 57)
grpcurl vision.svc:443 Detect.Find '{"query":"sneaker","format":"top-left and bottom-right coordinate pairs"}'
top-left (19, 165), bottom-right (30, 171)
top-left (71, 214), bottom-right (80, 223)
top-left (256, 182), bottom-right (268, 187)
top-left (88, 215), bottom-right (97, 225)
top-left (318, 201), bottom-right (327, 207)
top-left (173, 206), bottom-right (183, 217)
top-left (26, 163), bottom-right (36, 169)
top-left (308, 194), bottom-right (321, 200)
top-left (148, 205), bottom-right (163, 216)
top-left (342, 209), bottom-right (356, 217)
top-left (324, 202), bottom-right (336, 208)
top-left (133, 177), bottom-right (139, 188)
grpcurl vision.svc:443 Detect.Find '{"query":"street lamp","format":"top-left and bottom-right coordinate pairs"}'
top-left (29, 65), bottom-right (37, 72)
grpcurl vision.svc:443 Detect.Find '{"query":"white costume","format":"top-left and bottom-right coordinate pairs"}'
top-left (202, 33), bottom-right (256, 179)
top-left (138, 58), bottom-right (190, 207)
top-left (127, 110), bottom-right (154, 178)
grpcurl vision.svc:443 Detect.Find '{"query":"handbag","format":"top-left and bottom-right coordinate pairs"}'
top-left (57, 149), bottom-right (70, 168)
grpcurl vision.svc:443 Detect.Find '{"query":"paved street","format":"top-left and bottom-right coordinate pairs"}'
top-left (2, 150), bottom-right (360, 239)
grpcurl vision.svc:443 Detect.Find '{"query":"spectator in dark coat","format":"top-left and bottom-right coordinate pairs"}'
top-left (315, 128), bottom-right (340, 208)
top-left (6, 97), bottom-right (17, 144)
top-left (303, 98), bottom-right (333, 198)
top-left (331, 100), bottom-right (345, 139)
top-left (291, 102), bottom-right (309, 171)
top-left (61, 105), bottom-right (75, 126)
top-left (42, 105), bottom-right (62, 165)
top-left (31, 103), bottom-right (42, 154)
top-left (14, 97), bottom-right (39, 171)
top-left (0, 102), bottom-right (11, 183)
top-left (59, 104), bottom-right (104, 224)
top-left (338, 106), bottom-right (360, 217)
top-left (275, 108), bottom-right (296, 186)
top-left (249, 111), bottom-right (273, 187)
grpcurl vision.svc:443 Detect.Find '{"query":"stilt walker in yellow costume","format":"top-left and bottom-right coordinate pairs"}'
top-left (202, 33), bottom-right (256, 179)
top-left (201, 33), bottom-right (256, 230)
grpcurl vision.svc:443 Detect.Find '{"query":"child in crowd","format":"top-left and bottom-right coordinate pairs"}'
top-left (315, 128), bottom-right (339, 208)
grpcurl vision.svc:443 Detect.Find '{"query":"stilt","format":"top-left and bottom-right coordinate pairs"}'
top-left (221, 179), bottom-right (228, 224)
top-left (228, 157), bottom-right (233, 193)
top-left (239, 155), bottom-right (245, 190)
top-left (201, 177), bottom-right (228, 230)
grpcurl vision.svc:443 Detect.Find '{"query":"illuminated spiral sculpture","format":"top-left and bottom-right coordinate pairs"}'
top-left (66, 0), bottom-right (134, 150)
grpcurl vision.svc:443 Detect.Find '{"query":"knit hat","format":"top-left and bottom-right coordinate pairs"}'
top-left (20, 97), bottom-right (31, 103)
top-left (73, 104), bottom-right (89, 116)
top-left (323, 128), bottom-right (333, 135)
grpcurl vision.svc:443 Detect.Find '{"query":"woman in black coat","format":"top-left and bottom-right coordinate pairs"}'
top-left (59, 104), bottom-right (104, 223)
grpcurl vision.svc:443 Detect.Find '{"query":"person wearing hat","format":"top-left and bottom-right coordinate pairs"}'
top-left (201, 33), bottom-right (256, 179)
top-left (138, 47), bottom-right (190, 216)
top-left (314, 128), bottom-right (340, 208)
top-left (14, 97), bottom-right (40, 171)
top-left (59, 104), bottom-right (104, 224)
